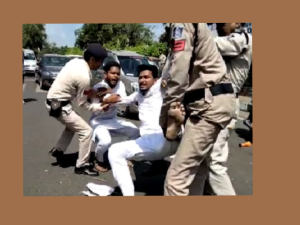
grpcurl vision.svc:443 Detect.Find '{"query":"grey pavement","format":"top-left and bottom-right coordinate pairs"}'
top-left (23, 76), bottom-right (253, 196)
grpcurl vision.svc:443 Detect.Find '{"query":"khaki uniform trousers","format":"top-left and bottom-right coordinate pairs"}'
top-left (208, 98), bottom-right (239, 195)
top-left (164, 93), bottom-right (236, 196)
top-left (46, 102), bottom-right (93, 168)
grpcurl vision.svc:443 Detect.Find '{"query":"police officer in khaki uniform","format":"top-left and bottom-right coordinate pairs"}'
top-left (160, 23), bottom-right (236, 196)
top-left (208, 23), bottom-right (252, 195)
top-left (46, 43), bottom-right (108, 176)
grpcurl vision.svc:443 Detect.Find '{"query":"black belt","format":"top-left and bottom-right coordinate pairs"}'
top-left (235, 93), bottom-right (239, 98)
top-left (183, 83), bottom-right (234, 105)
top-left (46, 99), bottom-right (70, 107)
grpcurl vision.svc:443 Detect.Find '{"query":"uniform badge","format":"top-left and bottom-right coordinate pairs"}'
top-left (172, 27), bottom-right (183, 39)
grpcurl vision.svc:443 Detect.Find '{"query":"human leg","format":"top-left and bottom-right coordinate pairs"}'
top-left (108, 141), bottom-right (141, 196)
top-left (58, 110), bottom-right (97, 176)
top-left (109, 134), bottom-right (165, 196)
top-left (92, 126), bottom-right (112, 172)
top-left (92, 126), bottom-right (112, 162)
top-left (164, 117), bottom-right (221, 196)
top-left (110, 120), bottom-right (140, 140)
top-left (208, 127), bottom-right (236, 195)
top-left (55, 127), bottom-right (75, 152)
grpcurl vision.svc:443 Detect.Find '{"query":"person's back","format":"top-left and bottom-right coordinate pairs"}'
top-left (160, 23), bottom-right (236, 196)
top-left (187, 23), bottom-right (230, 92)
top-left (47, 58), bottom-right (90, 101)
top-left (216, 30), bottom-right (253, 93)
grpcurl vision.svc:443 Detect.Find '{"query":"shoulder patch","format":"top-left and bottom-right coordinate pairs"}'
top-left (172, 27), bottom-right (183, 39)
top-left (172, 40), bottom-right (185, 52)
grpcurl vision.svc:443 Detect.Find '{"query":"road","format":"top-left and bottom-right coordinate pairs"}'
top-left (23, 76), bottom-right (253, 196)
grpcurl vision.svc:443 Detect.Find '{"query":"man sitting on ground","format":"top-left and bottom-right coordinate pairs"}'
top-left (89, 61), bottom-right (140, 172)
top-left (102, 64), bottom-right (184, 196)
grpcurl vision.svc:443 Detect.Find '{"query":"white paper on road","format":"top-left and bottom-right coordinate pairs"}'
top-left (82, 191), bottom-right (97, 196)
top-left (85, 183), bottom-right (114, 196)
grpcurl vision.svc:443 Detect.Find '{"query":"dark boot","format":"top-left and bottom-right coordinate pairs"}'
top-left (74, 164), bottom-right (99, 176)
top-left (49, 147), bottom-right (64, 165)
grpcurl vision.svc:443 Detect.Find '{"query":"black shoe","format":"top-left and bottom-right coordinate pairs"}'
top-left (74, 165), bottom-right (99, 176)
top-left (243, 119), bottom-right (252, 129)
top-left (49, 148), bottom-right (64, 165)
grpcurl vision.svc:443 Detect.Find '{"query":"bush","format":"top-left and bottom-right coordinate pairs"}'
top-left (104, 42), bottom-right (167, 58)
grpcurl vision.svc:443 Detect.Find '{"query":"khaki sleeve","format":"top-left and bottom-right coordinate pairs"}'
top-left (214, 33), bottom-right (248, 57)
top-left (159, 23), bottom-right (194, 128)
top-left (76, 71), bottom-right (104, 113)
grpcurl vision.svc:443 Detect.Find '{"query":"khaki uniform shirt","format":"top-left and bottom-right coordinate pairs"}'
top-left (160, 23), bottom-right (229, 126)
top-left (214, 32), bottom-right (253, 93)
top-left (47, 58), bottom-right (102, 112)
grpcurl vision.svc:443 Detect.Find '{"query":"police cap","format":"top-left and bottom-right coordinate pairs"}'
top-left (138, 64), bottom-right (158, 78)
top-left (86, 43), bottom-right (108, 60)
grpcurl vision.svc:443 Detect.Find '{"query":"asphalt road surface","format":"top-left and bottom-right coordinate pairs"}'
top-left (23, 76), bottom-right (253, 196)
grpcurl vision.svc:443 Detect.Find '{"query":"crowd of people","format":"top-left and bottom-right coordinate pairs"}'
top-left (43, 23), bottom-right (252, 196)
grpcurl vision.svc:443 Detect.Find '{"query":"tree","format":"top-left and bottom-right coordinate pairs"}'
top-left (65, 47), bottom-right (84, 55)
top-left (23, 24), bottom-right (47, 54)
top-left (158, 24), bottom-right (170, 56)
top-left (74, 23), bottom-right (155, 50)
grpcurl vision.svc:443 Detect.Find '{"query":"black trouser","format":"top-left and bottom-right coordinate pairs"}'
top-left (248, 109), bottom-right (253, 124)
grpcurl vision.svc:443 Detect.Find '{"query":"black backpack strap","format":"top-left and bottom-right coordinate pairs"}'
top-left (188, 23), bottom-right (198, 74)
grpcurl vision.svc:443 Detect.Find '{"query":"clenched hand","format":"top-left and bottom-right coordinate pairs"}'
top-left (103, 94), bottom-right (121, 104)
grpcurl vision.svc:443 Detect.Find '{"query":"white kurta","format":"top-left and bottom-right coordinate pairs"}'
top-left (108, 79), bottom-right (178, 196)
top-left (89, 80), bottom-right (139, 162)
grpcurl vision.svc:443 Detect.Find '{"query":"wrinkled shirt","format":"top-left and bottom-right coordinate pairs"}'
top-left (160, 23), bottom-right (228, 127)
top-left (214, 32), bottom-right (253, 93)
top-left (90, 80), bottom-right (127, 120)
top-left (116, 79), bottom-right (163, 136)
top-left (47, 58), bottom-right (102, 112)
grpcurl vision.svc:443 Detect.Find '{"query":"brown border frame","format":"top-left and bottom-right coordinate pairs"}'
top-left (15, 2), bottom-right (285, 219)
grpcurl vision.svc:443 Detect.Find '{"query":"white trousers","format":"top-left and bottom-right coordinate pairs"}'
top-left (91, 118), bottom-right (140, 162)
top-left (208, 98), bottom-right (240, 195)
top-left (108, 133), bottom-right (179, 196)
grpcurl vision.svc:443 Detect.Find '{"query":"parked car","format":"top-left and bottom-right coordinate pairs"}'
top-left (95, 50), bottom-right (155, 117)
top-left (35, 54), bottom-right (70, 90)
top-left (66, 55), bottom-right (83, 60)
top-left (23, 49), bottom-right (37, 75)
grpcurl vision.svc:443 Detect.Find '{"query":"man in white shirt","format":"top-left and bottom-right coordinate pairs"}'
top-left (103, 64), bottom-right (180, 196)
top-left (46, 43), bottom-right (108, 177)
top-left (89, 61), bottom-right (140, 172)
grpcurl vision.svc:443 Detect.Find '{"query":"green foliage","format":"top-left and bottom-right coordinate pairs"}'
top-left (123, 42), bottom-right (167, 57)
top-left (65, 47), bottom-right (84, 55)
top-left (24, 23), bottom-right (167, 59)
top-left (75, 23), bottom-right (155, 50)
top-left (23, 24), bottom-right (47, 54)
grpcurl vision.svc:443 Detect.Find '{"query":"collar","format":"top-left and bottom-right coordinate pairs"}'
top-left (139, 78), bottom-right (161, 98)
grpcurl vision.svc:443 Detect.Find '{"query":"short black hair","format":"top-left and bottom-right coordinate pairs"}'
top-left (103, 61), bottom-right (121, 72)
top-left (83, 43), bottom-right (107, 62)
top-left (138, 64), bottom-right (159, 78)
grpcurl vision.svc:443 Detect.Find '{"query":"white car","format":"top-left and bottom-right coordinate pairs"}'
top-left (23, 49), bottom-right (37, 75)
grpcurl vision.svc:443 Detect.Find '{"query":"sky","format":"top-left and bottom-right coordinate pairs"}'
top-left (45, 23), bottom-right (165, 47)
